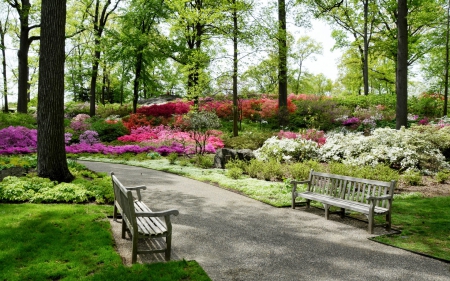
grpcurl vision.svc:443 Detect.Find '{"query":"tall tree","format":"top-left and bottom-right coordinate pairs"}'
top-left (5, 0), bottom-right (40, 113)
top-left (86, 0), bottom-right (121, 116)
top-left (396, 0), bottom-right (408, 129)
top-left (37, 0), bottom-right (74, 182)
top-left (444, 0), bottom-right (449, 116)
top-left (278, 0), bottom-right (289, 127)
top-left (0, 4), bottom-right (10, 112)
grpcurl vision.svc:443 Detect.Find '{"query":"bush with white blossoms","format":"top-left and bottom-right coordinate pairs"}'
top-left (319, 127), bottom-right (448, 172)
top-left (254, 136), bottom-right (319, 162)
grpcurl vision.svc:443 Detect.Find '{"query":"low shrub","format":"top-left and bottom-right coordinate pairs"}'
top-left (222, 131), bottom-right (274, 150)
top-left (167, 152), bottom-right (178, 164)
top-left (90, 118), bottom-right (129, 142)
top-left (226, 167), bottom-right (243, 179)
top-left (0, 113), bottom-right (37, 129)
top-left (435, 170), bottom-right (450, 184)
top-left (401, 170), bottom-right (423, 186)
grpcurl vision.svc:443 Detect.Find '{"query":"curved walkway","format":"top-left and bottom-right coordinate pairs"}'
top-left (79, 160), bottom-right (450, 281)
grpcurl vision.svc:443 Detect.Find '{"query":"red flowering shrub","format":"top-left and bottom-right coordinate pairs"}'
top-left (122, 114), bottom-right (153, 131)
top-left (301, 129), bottom-right (326, 146)
top-left (137, 101), bottom-right (191, 118)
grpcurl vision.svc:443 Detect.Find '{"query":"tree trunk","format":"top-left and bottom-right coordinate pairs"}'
top-left (232, 0), bottom-right (239, 137)
top-left (363, 0), bottom-right (369, 96)
top-left (89, 48), bottom-right (101, 116)
top-left (17, 0), bottom-right (32, 113)
top-left (444, 0), bottom-right (450, 116)
top-left (1, 20), bottom-right (8, 113)
top-left (396, 0), bottom-right (408, 129)
top-left (278, 0), bottom-right (289, 127)
top-left (133, 49), bottom-right (143, 113)
top-left (37, 0), bottom-right (74, 182)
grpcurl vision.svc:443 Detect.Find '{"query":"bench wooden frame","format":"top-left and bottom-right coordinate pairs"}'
top-left (291, 170), bottom-right (396, 234)
top-left (111, 172), bottom-right (179, 263)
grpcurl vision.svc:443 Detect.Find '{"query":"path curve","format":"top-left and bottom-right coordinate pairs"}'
top-left (79, 160), bottom-right (450, 281)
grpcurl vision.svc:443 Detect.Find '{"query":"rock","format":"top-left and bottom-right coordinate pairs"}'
top-left (214, 148), bottom-right (255, 169)
top-left (138, 94), bottom-right (181, 105)
top-left (0, 167), bottom-right (28, 181)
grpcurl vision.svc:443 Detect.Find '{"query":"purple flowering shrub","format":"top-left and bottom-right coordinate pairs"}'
top-left (0, 126), bottom-right (37, 154)
top-left (79, 130), bottom-right (100, 145)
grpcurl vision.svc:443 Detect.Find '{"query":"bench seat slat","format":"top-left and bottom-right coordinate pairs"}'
top-left (298, 191), bottom-right (389, 215)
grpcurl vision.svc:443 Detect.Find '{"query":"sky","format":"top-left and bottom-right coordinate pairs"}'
top-left (301, 20), bottom-right (340, 81)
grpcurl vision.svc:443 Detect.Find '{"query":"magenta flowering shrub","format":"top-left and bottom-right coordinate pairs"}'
top-left (118, 125), bottom-right (224, 153)
top-left (70, 114), bottom-right (91, 131)
top-left (0, 126), bottom-right (37, 154)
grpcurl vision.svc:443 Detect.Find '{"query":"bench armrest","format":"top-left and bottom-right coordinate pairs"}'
top-left (135, 209), bottom-right (180, 217)
top-left (125, 185), bottom-right (147, 191)
top-left (124, 185), bottom-right (146, 200)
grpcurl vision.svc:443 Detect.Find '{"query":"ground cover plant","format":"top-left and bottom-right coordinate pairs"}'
top-left (0, 203), bottom-right (211, 281)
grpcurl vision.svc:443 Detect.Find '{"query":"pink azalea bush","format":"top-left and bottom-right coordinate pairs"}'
top-left (118, 125), bottom-right (224, 153)
top-left (0, 126), bottom-right (37, 154)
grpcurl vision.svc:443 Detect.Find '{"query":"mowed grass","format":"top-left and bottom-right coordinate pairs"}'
top-left (0, 203), bottom-right (211, 281)
top-left (372, 196), bottom-right (450, 261)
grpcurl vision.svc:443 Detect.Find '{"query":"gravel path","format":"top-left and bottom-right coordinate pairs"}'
top-left (79, 160), bottom-right (450, 281)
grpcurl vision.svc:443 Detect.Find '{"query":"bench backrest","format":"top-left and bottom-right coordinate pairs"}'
top-left (307, 170), bottom-right (396, 207)
top-left (111, 173), bottom-right (138, 234)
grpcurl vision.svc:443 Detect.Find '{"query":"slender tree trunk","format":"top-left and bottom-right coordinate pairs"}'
top-left (1, 20), bottom-right (8, 113)
top-left (133, 49), bottom-right (143, 113)
top-left (278, 0), bottom-right (288, 127)
top-left (396, 0), bottom-right (408, 129)
top-left (37, 0), bottom-right (74, 182)
top-left (89, 48), bottom-right (101, 116)
top-left (17, 0), bottom-right (31, 113)
top-left (444, 0), bottom-right (450, 116)
top-left (363, 0), bottom-right (369, 96)
top-left (232, 0), bottom-right (239, 137)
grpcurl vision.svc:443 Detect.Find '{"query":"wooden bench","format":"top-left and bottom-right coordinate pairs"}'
top-left (291, 170), bottom-right (396, 234)
top-left (111, 172), bottom-right (179, 263)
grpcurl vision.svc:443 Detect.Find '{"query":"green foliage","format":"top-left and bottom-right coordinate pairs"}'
top-left (96, 103), bottom-right (133, 118)
top-left (401, 170), bottom-right (423, 186)
top-left (0, 158), bottom-right (113, 203)
top-left (0, 113), bottom-right (37, 129)
top-left (333, 94), bottom-right (397, 110)
top-left (225, 167), bottom-right (243, 179)
top-left (326, 162), bottom-right (400, 182)
top-left (408, 96), bottom-right (443, 118)
top-left (190, 154), bottom-right (214, 169)
top-left (0, 155), bottom-right (37, 170)
top-left (410, 125), bottom-right (450, 159)
top-left (167, 152), bottom-right (178, 164)
top-left (435, 170), bottom-right (450, 184)
top-left (222, 131), bottom-right (274, 150)
top-left (286, 160), bottom-right (323, 180)
top-left (147, 152), bottom-right (162, 159)
top-left (290, 99), bottom-right (349, 130)
top-left (90, 118), bottom-right (129, 142)
top-left (243, 158), bottom-right (283, 181)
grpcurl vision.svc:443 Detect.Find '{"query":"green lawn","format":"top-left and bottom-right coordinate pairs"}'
top-left (0, 203), bottom-right (211, 281)
top-left (372, 196), bottom-right (450, 261)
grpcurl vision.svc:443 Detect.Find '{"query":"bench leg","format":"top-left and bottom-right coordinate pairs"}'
top-left (121, 218), bottom-right (127, 239)
top-left (386, 212), bottom-right (391, 231)
top-left (306, 199), bottom-right (311, 209)
top-left (340, 208), bottom-right (345, 218)
top-left (132, 234), bottom-right (138, 264)
top-left (368, 212), bottom-right (375, 234)
top-left (324, 204), bottom-right (329, 220)
top-left (113, 204), bottom-right (118, 222)
top-left (165, 234), bottom-right (172, 261)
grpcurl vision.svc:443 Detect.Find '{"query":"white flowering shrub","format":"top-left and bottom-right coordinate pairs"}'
top-left (254, 136), bottom-right (319, 162)
top-left (319, 127), bottom-right (448, 172)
